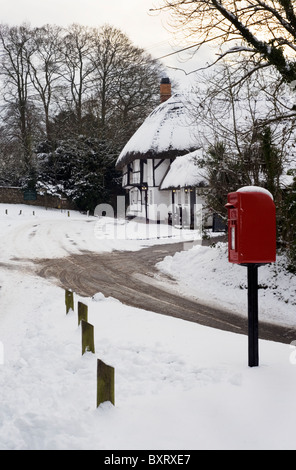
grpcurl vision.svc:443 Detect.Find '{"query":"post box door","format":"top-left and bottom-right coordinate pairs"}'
top-left (226, 193), bottom-right (239, 263)
top-left (226, 189), bottom-right (276, 264)
top-left (238, 191), bottom-right (276, 264)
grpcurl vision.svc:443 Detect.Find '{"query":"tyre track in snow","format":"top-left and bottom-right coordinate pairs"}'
top-left (34, 242), bottom-right (296, 345)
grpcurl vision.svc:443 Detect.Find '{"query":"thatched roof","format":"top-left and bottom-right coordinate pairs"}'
top-left (116, 93), bottom-right (200, 170)
top-left (160, 150), bottom-right (208, 190)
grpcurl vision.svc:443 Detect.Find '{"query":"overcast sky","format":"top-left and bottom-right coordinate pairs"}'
top-left (0, 0), bottom-right (214, 87)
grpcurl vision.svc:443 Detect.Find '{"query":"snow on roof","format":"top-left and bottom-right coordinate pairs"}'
top-left (160, 150), bottom-right (208, 190)
top-left (116, 93), bottom-right (199, 169)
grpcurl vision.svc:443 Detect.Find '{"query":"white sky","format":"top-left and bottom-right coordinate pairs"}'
top-left (1, 1), bottom-right (167, 51)
top-left (0, 0), bottom-right (215, 87)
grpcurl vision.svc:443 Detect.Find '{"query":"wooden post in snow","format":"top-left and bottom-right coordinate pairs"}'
top-left (81, 320), bottom-right (95, 355)
top-left (97, 359), bottom-right (115, 407)
top-left (65, 289), bottom-right (74, 314)
top-left (78, 301), bottom-right (88, 325)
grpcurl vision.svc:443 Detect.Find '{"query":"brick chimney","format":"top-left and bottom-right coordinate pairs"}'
top-left (160, 77), bottom-right (171, 103)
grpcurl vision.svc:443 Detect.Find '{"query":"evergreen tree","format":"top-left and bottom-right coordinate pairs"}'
top-left (260, 127), bottom-right (282, 198)
top-left (37, 136), bottom-right (121, 212)
top-left (200, 142), bottom-right (242, 218)
top-left (201, 127), bottom-right (284, 218)
top-left (280, 174), bottom-right (296, 273)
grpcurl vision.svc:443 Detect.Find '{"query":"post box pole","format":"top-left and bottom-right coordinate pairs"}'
top-left (247, 264), bottom-right (259, 367)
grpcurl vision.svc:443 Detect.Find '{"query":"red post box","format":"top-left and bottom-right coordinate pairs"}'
top-left (226, 187), bottom-right (276, 265)
top-left (225, 186), bottom-right (276, 367)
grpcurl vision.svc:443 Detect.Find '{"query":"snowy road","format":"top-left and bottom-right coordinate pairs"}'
top-left (1, 205), bottom-right (295, 344)
top-left (34, 244), bottom-right (296, 345)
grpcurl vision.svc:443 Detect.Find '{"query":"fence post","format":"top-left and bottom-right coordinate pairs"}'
top-left (65, 289), bottom-right (74, 314)
top-left (78, 301), bottom-right (88, 325)
top-left (97, 359), bottom-right (115, 407)
top-left (81, 320), bottom-right (95, 355)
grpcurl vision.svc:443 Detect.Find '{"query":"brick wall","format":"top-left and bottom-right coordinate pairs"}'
top-left (0, 187), bottom-right (76, 209)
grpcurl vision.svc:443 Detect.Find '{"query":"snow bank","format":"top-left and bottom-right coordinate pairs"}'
top-left (157, 242), bottom-right (296, 326)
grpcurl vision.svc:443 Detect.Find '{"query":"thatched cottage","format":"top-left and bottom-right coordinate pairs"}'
top-left (115, 78), bottom-right (211, 228)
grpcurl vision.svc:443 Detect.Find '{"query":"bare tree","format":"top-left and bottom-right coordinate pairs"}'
top-left (0, 23), bottom-right (36, 174)
top-left (0, 22), bottom-right (164, 194)
top-left (154, 0), bottom-right (296, 83)
top-left (60, 24), bottom-right (96, 134)
top-left (193, 61), bottom-right (295, 211)
top-left (91, 24), bottom-right (163, 142)
top-left (28, 24), bottom-right (64, 142)
top-left (92, 25), bottom-right (129, 133)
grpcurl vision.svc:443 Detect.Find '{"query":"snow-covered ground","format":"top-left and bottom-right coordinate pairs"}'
top-left (0, 204), bottom-right (199, 262)
top-left (158, 242), bottom-right (296, 327)
top-left (0, 204), bottom-right (296, 450)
